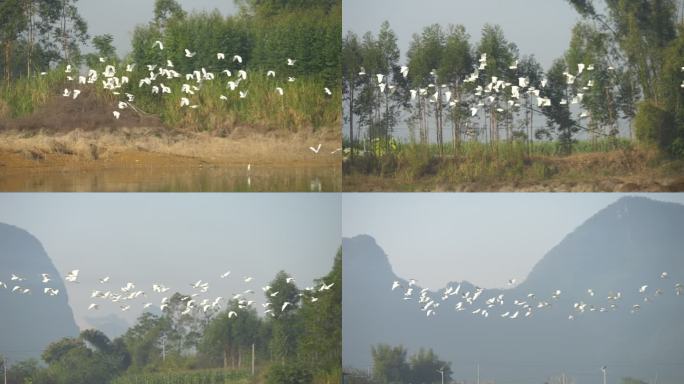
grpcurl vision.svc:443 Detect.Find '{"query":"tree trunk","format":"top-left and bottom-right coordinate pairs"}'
top-left (223, 348), bottom-right (228, 368)
top-left (349, 77), bottom-right (354, 158)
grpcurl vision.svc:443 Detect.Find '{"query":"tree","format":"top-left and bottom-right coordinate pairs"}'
top-left (297, 249), bottom-right (341, 374)
top-left (200, 301), bottom-right (260, 369)
top-left (371, 344), bottom-right (410, 384)
top-left (85, 33), bottom-right (116, 67)
top-left (55, 0), bottom-right (89, 63)
top-left (0, 0), bottom-right (27, 81)
top-left (267, 271), bottom-right (301, 363)
top-left (154, 0), bottom-right (185, 29)
top-left (408, 348), bottom-right (452, 384)
top-left (543, 58), bottom-right (579, 154)
top-left (343, 31), bottom-right (363, 156)
top-left (476, 24), bottom-right (519, 143)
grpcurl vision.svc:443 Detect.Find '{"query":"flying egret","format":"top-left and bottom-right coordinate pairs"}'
top-left (184, 49), bottom-right (196, 58)
top-left (281, 302), bottom-right (291, 311)
top-left (88, 303), bottom-right (99, 310)
top-left (400, 66), bottom-right (409, 78)
top-left (309, 143), bottom-right (322, 154)
top-left (233, 55), bottom-right (242, 63)
top-left (287, 58), bottom-right (296, 66)
top-left (217, 53), bottom-right (225, 60)
top-left (41, 274), bottom-right (51, 283)
top-left (113, 111), bottom-right (120, 119)
top-left (65, 270), bottom-right (79, 283)
top-left (275, 87), bottom-right (284, 96)
top-left (324, 87), bottom-right (332, 96)
top-left (153, 40), bottom-right (164, 50)
top-left (266, 70), bottom-right (275, 77)
top-left (286, 277), bottom-right (296, 284)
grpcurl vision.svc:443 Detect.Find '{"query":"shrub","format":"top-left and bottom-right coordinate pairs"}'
top-left (266, 364), bottom-right (313, 384)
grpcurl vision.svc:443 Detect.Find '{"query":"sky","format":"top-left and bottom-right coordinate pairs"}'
top-left (77, 0), bottom-right (238, 57)
top-left (0, 193), bottom-right (341, 329)
top-left (343, 0), bottom-right (584, 69)
top-left (342, 193), bottom-right (684, 291)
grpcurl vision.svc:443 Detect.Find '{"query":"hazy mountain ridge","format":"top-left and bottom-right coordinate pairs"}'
top-left (0, 223), bottom-right (79, 362)
top-left (343, 197), bottom-right (684, 383)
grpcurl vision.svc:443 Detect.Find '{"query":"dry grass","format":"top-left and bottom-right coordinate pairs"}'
top-left (0, 127), bottom-right (340, 168)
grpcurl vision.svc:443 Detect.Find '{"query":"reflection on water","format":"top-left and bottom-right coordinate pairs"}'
top-left (0, 165), bottom-right (340, 192)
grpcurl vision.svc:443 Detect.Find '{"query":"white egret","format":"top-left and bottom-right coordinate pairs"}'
top-left (287, 58), bottom-right (296, 66)
top-left (233, 55), bottom-right (243, 63)
top-left (65, 270), bottom-right (79, 283)
top-left (309, 143), bottom-right (322, 154)
top-left (184, 49), bottom-right (196, 58)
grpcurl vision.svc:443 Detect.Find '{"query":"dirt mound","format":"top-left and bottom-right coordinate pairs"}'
top-left (0, 88), bottom-right (163, 132)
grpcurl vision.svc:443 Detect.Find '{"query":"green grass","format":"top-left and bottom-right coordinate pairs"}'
top-left (0, 70), bottom-right (65, 118)
top-left (111, 368), bottom-right (252, 384)
top-left (342, 138), bottom-right (672, 190)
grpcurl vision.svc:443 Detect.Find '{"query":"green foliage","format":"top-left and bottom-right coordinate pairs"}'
top-left (407, 348), bottom-right (451, 384)
top-left (266, 363), bottom-right (313, 384)
top-left (297, 249), bottom-right (341, 374)
top-left (543, 59), bottom-right (578, 154)
top-left (85, 34), bottom-right (117, 67)
top-left (112, 369), bottom-right (250, 384)
top-left (635, 101), bottom-right (675, 150)
top-left (621, 378), bottom-right (648, 384)
top-left (371, 344), bottom-right (409, 384)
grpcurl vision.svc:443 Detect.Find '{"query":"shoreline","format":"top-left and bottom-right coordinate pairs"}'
top-left (0, 127), bottom-right (341, 170)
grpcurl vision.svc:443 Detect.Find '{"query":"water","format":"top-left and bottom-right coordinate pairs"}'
top-left (0, 165), bottom-right (340, 192)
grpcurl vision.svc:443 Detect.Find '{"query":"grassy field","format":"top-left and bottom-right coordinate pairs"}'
top-left (111, 369), bottom-right (252, 384)
top-left (343, 140), bottom-right (684, 191)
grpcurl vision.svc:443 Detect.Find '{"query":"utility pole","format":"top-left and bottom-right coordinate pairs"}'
top-left (436, 366), bottom-right (445, 384)
top-left (251, 343), bottom-right (255, 375)
top-left (4, 356), bottom-right (7, 384)
top-left (602, 366), bottom-right (607, 384)
top-left (477, 362), bottom-right (480, 384)
top-left (160, 334), bottom-right (167, 361)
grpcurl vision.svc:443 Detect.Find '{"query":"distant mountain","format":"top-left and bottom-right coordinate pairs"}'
top-left (84, 314), bottom-right (130, 339)
top-left (343, 197), bottom-right (684, 384)
top-left (0, 223), bottom-right (79, 362)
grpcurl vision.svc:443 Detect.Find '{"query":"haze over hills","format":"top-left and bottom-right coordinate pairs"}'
top-left (343, 197), bottom-right (684, 384)
top-left (0, 223), bottom-right (79, 362)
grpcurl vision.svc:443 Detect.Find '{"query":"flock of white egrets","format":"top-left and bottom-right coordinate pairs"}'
top-left (360, 56), bottom-right (684, 137)
top-left (54, 40), bottom-right (337, 154)
top-left (391, 272), bottom-right (683, 320)
top-left (1, 268), bottom-right (335, 319)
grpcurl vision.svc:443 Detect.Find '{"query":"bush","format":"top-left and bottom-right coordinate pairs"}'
top-left (635, 101), bottom-right (676, 150)
top-left (266, 364), bottom-right (313, 384)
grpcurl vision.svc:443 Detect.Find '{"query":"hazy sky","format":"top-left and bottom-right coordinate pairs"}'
top-left (0, 193), bottom-right (341, 329)
top-left (342, 193), bottom-right (684, 290)
top-left (343, 0), bottom-right (584, 69)
top-left (77, 0), bottom-right (238, 57)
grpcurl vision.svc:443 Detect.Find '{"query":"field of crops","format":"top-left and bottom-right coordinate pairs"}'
top-left (111, 369), bottom-right (252, 384)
